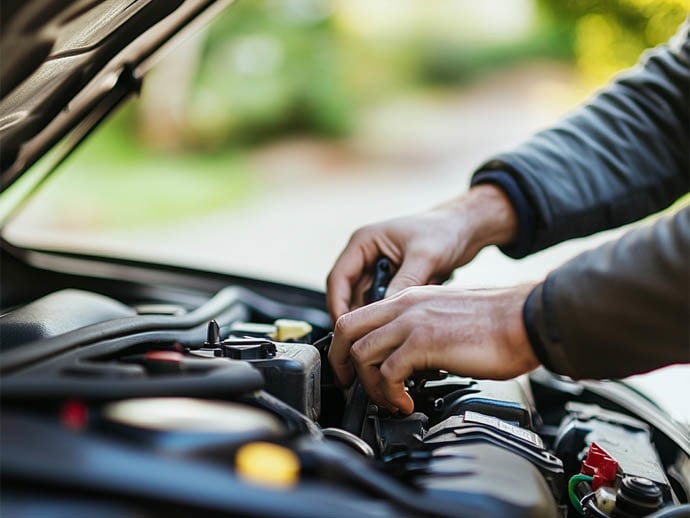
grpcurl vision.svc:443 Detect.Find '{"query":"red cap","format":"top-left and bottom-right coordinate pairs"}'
top-left (581, 442), bottom-right (619, 490)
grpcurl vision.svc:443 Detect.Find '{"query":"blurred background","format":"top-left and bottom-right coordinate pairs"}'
top-left (4, 0), bottom-right (689, 420)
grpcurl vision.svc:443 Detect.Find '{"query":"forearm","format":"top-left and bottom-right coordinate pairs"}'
top-left (524, 206), bottom-right (690, 379)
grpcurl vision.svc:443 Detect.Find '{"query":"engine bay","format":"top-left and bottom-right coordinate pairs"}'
top-left (1, 283), bottom-right (689, 518)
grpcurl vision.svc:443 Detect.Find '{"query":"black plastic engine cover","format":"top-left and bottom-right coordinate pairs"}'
top-left (437, 378), bottom-right (535, 429)
top-left (244, 343), bottom-right (321, 421)
top-left (414, 443), bottom-right (560, 518)
top-left (194, 340), bottom-right (321, 421)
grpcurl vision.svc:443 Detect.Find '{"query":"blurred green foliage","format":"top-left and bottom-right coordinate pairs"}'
top-left (187, 0), bottom-right (355, 147)
top-left (182, 0), bottom-right (576, 147)
top-left (411, 25), bottom-right (575, 85)
top-left (537, 0), bottom-right (688, 85)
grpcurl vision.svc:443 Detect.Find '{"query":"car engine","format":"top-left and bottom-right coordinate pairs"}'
top-left (1, 282), bottom-right (689, 518)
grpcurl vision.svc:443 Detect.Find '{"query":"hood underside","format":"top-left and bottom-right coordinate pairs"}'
top-left (0, 0), bottom-right (230, 190)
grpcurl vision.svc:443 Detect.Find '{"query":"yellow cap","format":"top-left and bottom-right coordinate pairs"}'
top-left (235, 442), bottom-right (300, 488)
top-left (274, 319), bottom-right (312, 342)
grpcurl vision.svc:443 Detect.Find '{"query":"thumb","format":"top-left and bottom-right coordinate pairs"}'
top-left (385, 254), bottom-right (435, 297)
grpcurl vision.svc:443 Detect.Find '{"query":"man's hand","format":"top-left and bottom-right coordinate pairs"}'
top-left (326, 184), bottom-right (518, 323)
top-left (328, 284), bottom-right (540, 415)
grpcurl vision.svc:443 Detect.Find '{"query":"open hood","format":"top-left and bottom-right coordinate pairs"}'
top-left (0, 0), bottom-right (231, 190)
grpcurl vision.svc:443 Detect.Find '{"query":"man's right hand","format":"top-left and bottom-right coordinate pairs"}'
top-left (326, 183), bottom-right (519, 324)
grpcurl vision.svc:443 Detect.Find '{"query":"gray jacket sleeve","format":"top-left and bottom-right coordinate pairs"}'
top-left (524, 207), bottom-right (689, 379)
top-left (472, 20), bottom-right (689, 257)
top-left (471, 21), bottom-right (690, 379)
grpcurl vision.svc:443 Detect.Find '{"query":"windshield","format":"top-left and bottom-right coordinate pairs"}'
top-left (3, 0), bottom-right (688, 425)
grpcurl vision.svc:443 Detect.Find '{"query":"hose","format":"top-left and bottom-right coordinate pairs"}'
top-left (568, 474), bottom-right (594, 515)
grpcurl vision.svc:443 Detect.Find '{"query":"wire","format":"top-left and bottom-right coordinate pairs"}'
top-left (568, 474), bottom-right (594, 515)
top-left (582, 494), bottom-right (610, 518)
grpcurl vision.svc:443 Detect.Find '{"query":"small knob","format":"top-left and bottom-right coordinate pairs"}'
top-left (221, 338), bottom-right (277, 360)
top-left (614, 476), bottom-right (662, 517)
top-left (204, 320), bottom-right (221, 348)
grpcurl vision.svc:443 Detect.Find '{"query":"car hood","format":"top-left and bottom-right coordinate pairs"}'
top-left (0, 0), bottom-right (231, 190)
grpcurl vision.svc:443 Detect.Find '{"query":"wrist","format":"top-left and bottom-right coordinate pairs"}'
top-left (465, 184), bottom-right (518, 248)
top-left (495, 284), bottom-right (540, 375)
top-left (428, 183), bottom-right (519, 270)
top-left (436, 185), bottom-right (517, 255)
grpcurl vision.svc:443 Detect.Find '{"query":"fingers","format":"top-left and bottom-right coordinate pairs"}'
top-left (350, 321), bottom-right (408, 403)
top-left (328, 300), bottom-right (405, 387)
top-left (380, 340), bottom-right (424, 415)
top-left (344, 318), bottom-right (418, 415)
top-left (326, 271), bottom-right (353, 324)
top-left (353, 364), bottom-right (397, 414)
top-left (385, 252), bottom-right (435, 297)
top-left (346, 338), bottom-right (428, 415)
top-left (326, 227), bottom-right (387, 322)
top-left (326, 243), bottom-right (368, 322)
top-left (329, 291), bottom-right (426, 414)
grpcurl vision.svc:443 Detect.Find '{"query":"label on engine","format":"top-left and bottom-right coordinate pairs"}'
top-left (463, 411), bottom-right (544, 448)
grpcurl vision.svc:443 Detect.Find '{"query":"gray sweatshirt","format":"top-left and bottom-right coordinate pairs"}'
top-left (472, 20), bottom-right (689, 379)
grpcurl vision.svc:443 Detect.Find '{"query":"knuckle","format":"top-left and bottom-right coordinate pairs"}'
top-left (351, 327), bottom-right (379, 363)
top-left (349, 340), bottom-right (365, 363)
top-left (396, 312), bottom-right (417, 333)
top-left (399, 285), bottom-right (422, 302)
top-left (380, 357), bottom-right (398, 383)
top-left (351, 226), bottom-right (373, 243)
top-left (412, 246), bottom-right (436, 263)
top-left (407, 327), bottom-right (426, 347)
top-left (334, 314), bottom-right (351, 337)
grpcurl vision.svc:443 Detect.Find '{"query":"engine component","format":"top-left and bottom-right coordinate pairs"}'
top-left (367, 257), bottom-right (393, 303)
top-left (228, 319), bottom-right (313, 342)
top-left (3, 285), bottom-right (689, 518)
top-left (554, 402), bottom-right (673, 503)
top-left (195, 323), bottom-right (321, 420)
top-left (235, 442), bottom-right (301, 488)
top-left (436, 378), bottom-right (535, 429)
top-left (1, 356), bottom-right (264, 402)
top-left (423, 412), bottom-right (564, 498)
top-left (581, 442), bottom-right (620, 490)
top-left (102, 398), bottom-right (285, 455)
top-left (218, 338), bottom-right (278, 360)
top-left (321, 427), bottom-right (375, 458)
top-left (0, 289), bottom-right (136, 351)
top-left (596, 485), bottom-right (619, 514)
top-left (613, 476), bottom-right (664, 517)
top-left (411, 443), bottom-right (561, 517)
top-left (249, 341), bottom-right (321, 420)
top-left (274, 319), bottom-right (313, 342)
